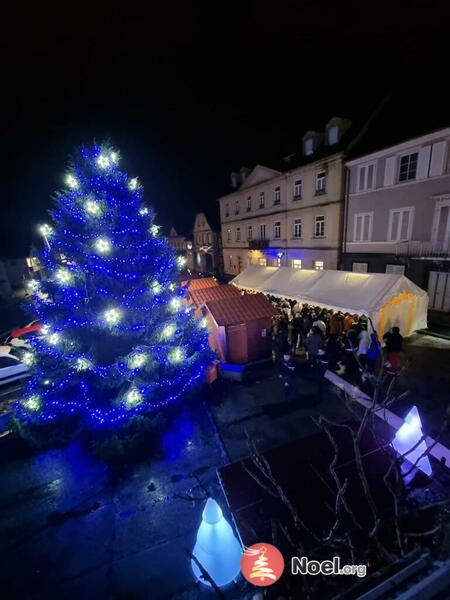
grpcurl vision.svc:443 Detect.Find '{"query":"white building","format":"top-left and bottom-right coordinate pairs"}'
top-left (218, 117), bottom-right (353, 277)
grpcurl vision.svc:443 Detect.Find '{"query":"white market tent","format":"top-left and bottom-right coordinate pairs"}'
top-left (231, 265), bottom-right (428, 336)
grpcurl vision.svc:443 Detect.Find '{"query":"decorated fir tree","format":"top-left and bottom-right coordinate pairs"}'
top-left (16, 144), bottom-right (212, 431)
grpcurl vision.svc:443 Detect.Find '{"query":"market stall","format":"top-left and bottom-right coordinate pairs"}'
top-left (231, 265), bottom-right (428, 336)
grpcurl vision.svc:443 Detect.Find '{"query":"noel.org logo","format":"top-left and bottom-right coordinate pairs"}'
top-left (240, 543), bottom-right (285, 587)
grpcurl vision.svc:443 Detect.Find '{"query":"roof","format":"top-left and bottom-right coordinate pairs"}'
top-left (185, 276), bottom-right (219, 291)
top-left (205, 292), bottom-right (278, 326)
top-left (189, 284), bottom-right (240, 308)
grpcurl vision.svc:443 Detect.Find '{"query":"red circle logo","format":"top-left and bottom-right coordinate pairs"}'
top-left (240, 542), bottom-right (285, 587)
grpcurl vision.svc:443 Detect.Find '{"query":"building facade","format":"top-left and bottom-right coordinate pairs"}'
top-left (192, 212), bottom-right (222, 276)
top-left (219, 118), bottom-right (351, 277)
top-left (342, 128), bottom-right (450, 313)
top-left (167, 227), bottom-right (194, 270)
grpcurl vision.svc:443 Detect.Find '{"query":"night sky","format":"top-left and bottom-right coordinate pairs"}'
top-left (0, 1), bottom-right (447, 256)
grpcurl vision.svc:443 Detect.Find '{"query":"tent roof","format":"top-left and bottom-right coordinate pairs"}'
top-left (205, 292), bottom-right (278, 326)
top-left (230, 265), bottom-right (427, 316)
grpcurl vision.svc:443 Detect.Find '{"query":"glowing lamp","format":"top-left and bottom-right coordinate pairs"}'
top-left (66, 174), bottom-right (79, 189)
top-left (168, 346), bottom-right (184, 363)
top-left (161, 324), bottom-right (176, 339)
top-left (104, 308), bottom-right (121, 325)
top-left (22, 395), bottom-right (41, 412)
top-left (128, 177), bottom-right (138, 190)
top-left (94, 238), bottom-right (111, 254)
top-left (48, 333), bottom-right (60, 345)
top-left (85, 199), bottom-right (102, 216)
top-left (39, 224), bottom-right (53, 237)
top-left (170, 297), bottom-right (182, 311)
top-left (126, 388), bottom-right (142, 408)
top-left (55, 268), bottom-right (72, 284)
top-left (97, 154), bottom-right (110, 169)
top-left (191, 498), bottom-right (242, 587)
top-left (392, 406), bottom-right (432, 476)
top-left (129, 353), bottom-right (147, 368)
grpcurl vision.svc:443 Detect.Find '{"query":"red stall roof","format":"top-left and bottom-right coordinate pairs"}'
top-left (205, 293), bottom-right (278, 326)
top-left (184, 277), bottom-right (219, 292)
top-left (189, 284), bottom-right (240, 308)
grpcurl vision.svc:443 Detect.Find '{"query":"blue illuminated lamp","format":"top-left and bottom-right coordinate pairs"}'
top-left (392, 405), bottom-right (432, 476)
top-left (191, 498), bottom-right (242, 587)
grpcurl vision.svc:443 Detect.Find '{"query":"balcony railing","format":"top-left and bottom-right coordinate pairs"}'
top-left (249, 239), bottom-right (270, 250)
top-left (395, 241), bottom-right (450, 258)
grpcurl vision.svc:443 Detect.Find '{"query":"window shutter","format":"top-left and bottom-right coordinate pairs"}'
top-left (416, 145), bottom-right (431, 179)
top-left (384, 156), bottom-right (396, 186)
top-left (430, 141), bottom-right (447, 177)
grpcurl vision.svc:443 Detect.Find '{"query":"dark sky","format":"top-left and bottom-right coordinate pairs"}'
top-left (0, 1), bottom-right (447, 256)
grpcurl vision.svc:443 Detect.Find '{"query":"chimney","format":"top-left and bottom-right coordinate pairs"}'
top-left (240, 166), bottom-right (251, 182)
top-left (230, 172), bottom-right (240, 188)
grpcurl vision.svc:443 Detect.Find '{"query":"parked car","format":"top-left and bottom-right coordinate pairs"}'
top-left (0, 354), bottom-right (29, 386)
top-left (11, 320), bottom-right (43, 339)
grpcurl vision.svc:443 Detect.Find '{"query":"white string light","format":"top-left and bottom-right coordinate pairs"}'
top-left (104, 308), bottom-right (121, 325)
top-left (128, 177), bottom-right (138, 190)
top-left (85, 199), bottom-right (102, 216)
top-left (170, 297), bottom-right (182, 311)
top-left (48, 333), bottom-right (60, 345)
top-left (126, 388), bottom-right (142, 408)
top-left (39, 224), bottom-right (53, 237)
top-left (55, 268), bottom-right (72, 284)
top-left (168, 347), bottom-right (184, 364)
top-left (66, 174), bottom-right (79, 189)
top-left (129, 353), bottom-right (147, 368)
top-left (161, 324), bottom-right (176, 339)
top-left (151, 280), bottom-right (162, 295)
top-left (23, 395), bottom-right (41, 411)
top-left (94, 238), bottom-right (111, 254)
top-left (97, 154), bottom-right (110, 169)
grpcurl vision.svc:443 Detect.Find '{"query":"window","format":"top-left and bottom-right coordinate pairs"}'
top-left (247, 225), bottom-right (253, 241)
top-left (225, 203), bottom-right (229, 217)
top-left (385, 264), bottom-right (406, 275)
top-left (207, 232), bottom-right (211, 244)
top-left (305, 137), bottom-right (314, 155)
top-left (273, 258), bottom-right (281, 267)
top-left (293, 218), bottom-right (302, 238)
top-left (291, 259), bottom-right (302, 269)
top-left (352, 262), bottom-right (368, 273)
top-left (328, 125), bottom-right (339, 145)
top-left (274, 186), bottom-right (281, 205)
top-left (259, 257), bottom-right (267, 266)
top-left (399, 152), bottom-right (418, 182)
top-left (293, 179), bottom-right (302, 199)
top-left (314, 215), bottom-right (325, 238)
top-left (228, 255), bottom-right (233, 269)
top-left (316, 172), bottom-right (326, 195)
top-left (388, 207), bottom-right (414, 241)
top-left (235, 200), bottom-right (240, 215)
top-left (236, 227), bottom-right (241, 241)
top-left (273, 221), bottom-right (281, 239)
top-left (237, 256), bottom-right (243, 272)
top-left (314, 260), bottom-right (324, 270)
top-left (259, 191), bottom-right (265, 208)
top-left (247, 196), bottom-right (252, 211)
top-left (260, 223), bottom-right (266, 239)
top-left (353, 212), bottom-right (373, 242)
top-left (357, 163), bottom-right (376, 191)
top-left (226, 228), bottom-right (231, 242)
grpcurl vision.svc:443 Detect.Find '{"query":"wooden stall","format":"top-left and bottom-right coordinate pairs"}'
top-left (204, 293), bottom-right (278, 364)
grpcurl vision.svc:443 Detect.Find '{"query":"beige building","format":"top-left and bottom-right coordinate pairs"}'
top-left (167, 227), bottom-right (195, 270)
top-left (219, 118), bottom-right (352, 276)
top-left (192, 212), bottom-right (222, 275)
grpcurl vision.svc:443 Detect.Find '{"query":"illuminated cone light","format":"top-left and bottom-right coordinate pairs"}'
top-left (392, 405), bottom-right (432, 476)
top-left (191, 497), bottom-right (242, 587)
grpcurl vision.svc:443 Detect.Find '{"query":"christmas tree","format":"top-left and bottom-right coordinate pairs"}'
top-left (16, 144), bottom-right (212, 430)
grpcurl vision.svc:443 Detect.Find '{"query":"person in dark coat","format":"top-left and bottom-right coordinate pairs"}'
top-left (383, 326), bottom-right (403, 373)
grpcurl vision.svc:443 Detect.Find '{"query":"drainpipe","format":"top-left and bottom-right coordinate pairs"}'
top-left (341, 165), bottom-right (350, 270)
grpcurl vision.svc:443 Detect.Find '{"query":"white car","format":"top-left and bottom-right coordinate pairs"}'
top-left (0, 354), bottom-right (29, 386)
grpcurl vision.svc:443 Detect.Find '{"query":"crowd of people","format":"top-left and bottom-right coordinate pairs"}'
top-left (269, 296), bottom-right (403, 386)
